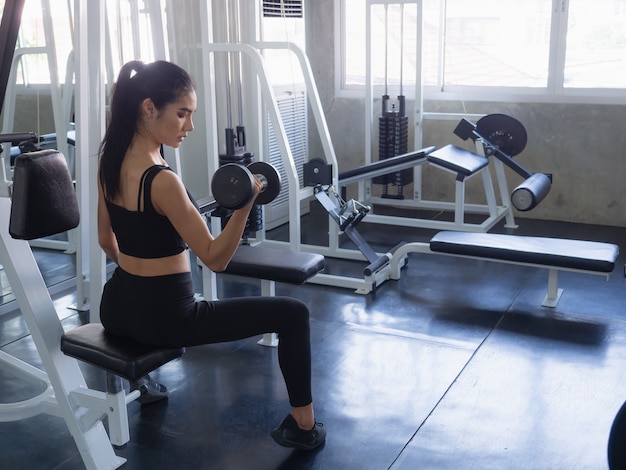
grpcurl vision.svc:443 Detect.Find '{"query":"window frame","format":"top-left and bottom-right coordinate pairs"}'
top-left (336, 0), bottom-right (626, 105)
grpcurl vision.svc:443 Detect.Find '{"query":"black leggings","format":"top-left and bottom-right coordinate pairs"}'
top-left (100, 267), bottom-right (312, 407)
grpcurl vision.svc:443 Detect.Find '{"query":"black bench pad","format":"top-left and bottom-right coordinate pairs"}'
top-left (430, 231), bottom-right (619, 273)
top-left (61, 323), bottom-right (185, 382)
top-left (427, 144), bottom-right (489, 177)
top-left (224, 245), bottom-right (325, 284)
top-left (338, 147), bottom-right (434, 182)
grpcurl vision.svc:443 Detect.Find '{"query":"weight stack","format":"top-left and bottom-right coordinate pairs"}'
top-left (373, 95), bottom-right (411, 199)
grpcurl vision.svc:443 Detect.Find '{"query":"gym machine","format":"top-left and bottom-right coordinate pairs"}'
top-left (453, 113), bottom-right (552, 212)
top-left (302, 112), bottom-right (554, 294)
top-left (0, 139), bottom-right (136, 469)
top-left (373, 3), bottom-right (411, 200)
top-left (360, 0), bottom-right (518, 233)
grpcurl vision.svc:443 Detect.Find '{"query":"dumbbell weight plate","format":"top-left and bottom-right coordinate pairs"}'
top-left (248, 161), bottom-right (281, 205)
top-left (211, 163), bottom-right (256, 210)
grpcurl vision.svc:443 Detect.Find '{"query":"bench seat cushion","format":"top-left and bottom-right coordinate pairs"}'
top-left (61, 323), bottom-right (185, 382)
top-left (430, 231), bottom-right (619, 273)
top-left (224, 245), bottom-right (325, 284)
top-left (427, 144), bottom-right (489, 177)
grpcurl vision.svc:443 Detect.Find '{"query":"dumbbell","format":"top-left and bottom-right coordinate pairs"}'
top-left (211, 161), bottom-right (281, 210)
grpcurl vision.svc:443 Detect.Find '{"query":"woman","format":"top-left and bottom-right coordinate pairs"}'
top-left (97, 60), bottom-right (325, 451)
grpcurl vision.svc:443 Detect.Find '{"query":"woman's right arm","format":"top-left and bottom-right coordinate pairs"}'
top-left (153, 170), bottom-right (260, 272)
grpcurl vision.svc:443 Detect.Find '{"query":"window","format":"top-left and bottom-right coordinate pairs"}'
top-left (340, 0), bottom-right (626, 102)
top-left (2, 0), bottom-right (159, 87)
top-left (261, 8), bottom-right (306, 86)
top-left (565, 0), bottom-right (626, 88)
top-left (9, 1), bottom-right (74, 86)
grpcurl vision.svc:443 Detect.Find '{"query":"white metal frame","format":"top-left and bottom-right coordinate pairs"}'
top-left (361, 0), bottom-right (517, 233)
top-left (0, 2), bottom-right (147, 467)
top-left (196, 2), bottom-right (409, 295)
top-left (1, 0), bottom-right (77, 254)
top-left (0, 199), bottom-right (131, 468)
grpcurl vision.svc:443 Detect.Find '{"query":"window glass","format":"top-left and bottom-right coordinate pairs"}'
top-left (342, 0), bottom-right (626, 98)
top-left (261, 16), bottom-right (306, 86)
top-left (15, 3), bottom-right (74, 85)
top-left (2, 0), bottom-right (158, 86)
top-left (106, 0), bottom-right (158, 71)
top-left (343, 1), bottom-right (427, 89)
top-left (343, 0), bottom-right (552, 90)
top-left (565, 0), bottom-right (626, 88)
top-left (443, 0), bottom-right (551, 88)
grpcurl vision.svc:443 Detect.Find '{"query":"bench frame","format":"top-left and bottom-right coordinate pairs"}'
top-left (390, 237), bottom-right (617, 308)
top-left (0, 197), bottom-right (127, 469)
top-left (349, 139), bottom-right (518, 233)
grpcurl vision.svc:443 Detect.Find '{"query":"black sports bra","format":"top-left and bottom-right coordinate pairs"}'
top-left (105, 165), bottom-right (188, 259)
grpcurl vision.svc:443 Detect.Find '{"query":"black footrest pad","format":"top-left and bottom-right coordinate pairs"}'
top-left (427, 144), bottom-right (489, 177)
top-left (430, 231), bottom-right (619, 273)
top-left (61, 323), bottom-right (185, 382)
top-left (224, 245), bottom-right (325, 284)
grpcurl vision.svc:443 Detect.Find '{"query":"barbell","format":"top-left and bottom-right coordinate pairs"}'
top-left (211, 161), bottom-right (281, 210)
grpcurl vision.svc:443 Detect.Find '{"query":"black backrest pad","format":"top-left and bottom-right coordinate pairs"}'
top-left (10, 149), bottom-right (79, 240)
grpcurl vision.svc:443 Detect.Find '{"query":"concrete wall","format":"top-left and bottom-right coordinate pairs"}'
top-left (2, 94), bottom-right (56, 136)
top-left (306, 0), bottom-right (626, 228)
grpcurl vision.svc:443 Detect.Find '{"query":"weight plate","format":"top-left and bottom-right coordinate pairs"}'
top-left (248, 161), bottom-right (282, 205)
top-left (211, 163), bottom-right (255, 210)
top-left (609, 400), bottom-right (626, 469)
top-left (475, 114), bottom-right (527, 157)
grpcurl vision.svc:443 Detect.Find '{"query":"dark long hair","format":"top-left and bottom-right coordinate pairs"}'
top-left (98, 60), bottom-right (195, 200)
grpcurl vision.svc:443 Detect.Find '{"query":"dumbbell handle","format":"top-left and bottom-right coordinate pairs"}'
top-left (254, 173), bottom-right (268, 192)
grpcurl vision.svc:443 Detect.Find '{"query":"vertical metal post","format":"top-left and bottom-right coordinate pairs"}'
top-left (75, 0), bottom-right (106, 322)
top-left (0, 197), bottom-right (124, 469)
top-left (0, 0), bottom-right (26, 114)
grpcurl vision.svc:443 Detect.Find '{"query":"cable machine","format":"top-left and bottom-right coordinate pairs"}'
top-left (374, 3), bottom-right (411, 200)
top-left (216, 0), bottom-right (263, 239)
top-left (362, 0), bottom-right (517, 233)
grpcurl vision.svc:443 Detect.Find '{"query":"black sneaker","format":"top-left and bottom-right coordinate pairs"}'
top-left (271, 414), bottom-right (326, 450)
top-left (130, 374), bottom-right (168, 405)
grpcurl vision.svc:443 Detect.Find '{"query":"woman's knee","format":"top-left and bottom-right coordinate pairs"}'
top-left (276, 297), bottom-right (310, 332)
top-left (289, 297), bottom-right (310, 321)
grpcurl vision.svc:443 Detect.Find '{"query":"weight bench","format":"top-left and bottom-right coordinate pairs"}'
top-left (58, 324), bottom-right (184, 447)
top-left (426, 144), bottom-right (502, 226)
top-left (61, 322), bottom-right (184, 392)
top-left (427, 144), bottom-right (489, 179)
top-left (202, 244), bottom-right (325, 346)
top-left (390, 231), bottom-right (619, 308)
top-left (0, 148), bottom-right (151, 468)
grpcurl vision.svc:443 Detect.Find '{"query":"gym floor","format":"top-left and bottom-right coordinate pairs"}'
top-left (1, 202), bottom-right (625, 470)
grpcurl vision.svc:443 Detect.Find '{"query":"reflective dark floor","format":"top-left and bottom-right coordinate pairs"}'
top-left (1, 204), bottom-right (625, 470)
